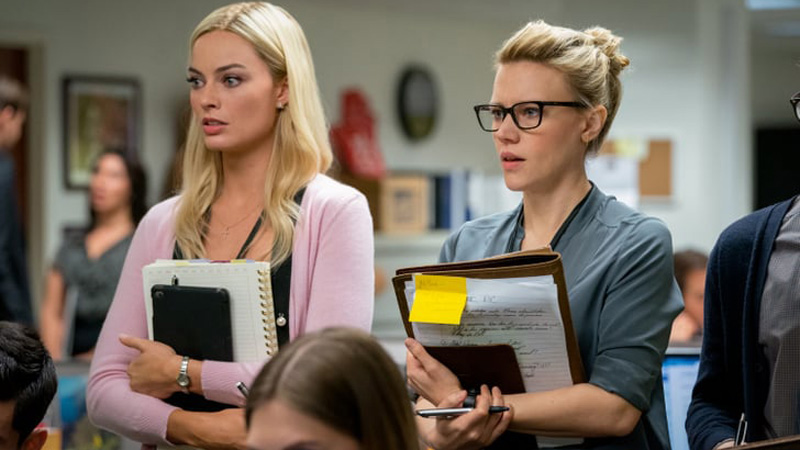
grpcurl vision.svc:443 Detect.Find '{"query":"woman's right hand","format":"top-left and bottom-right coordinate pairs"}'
top-left (167, 408), bottom-right (247, 450)
top-left (406, 338), bottom-right (462, 405)
top-left (421, 385), bottom-right (513, 450)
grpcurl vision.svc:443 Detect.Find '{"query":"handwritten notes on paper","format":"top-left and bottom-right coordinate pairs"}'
top-left (406, 275), bottom-right (573, 393)
top-left (409, 275), bottom-right (468, 325)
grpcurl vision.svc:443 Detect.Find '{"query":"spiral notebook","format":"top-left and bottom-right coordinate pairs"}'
top-left (142, 260), bottom-right (279, 361)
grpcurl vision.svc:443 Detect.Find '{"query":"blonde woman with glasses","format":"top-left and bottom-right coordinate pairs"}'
top-left (87, 3), bottom-right (374, 448)
top-left (406, 20), bottom-right (682, 449)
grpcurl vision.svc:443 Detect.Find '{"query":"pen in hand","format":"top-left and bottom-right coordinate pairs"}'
top-left (415, 406), bottom-right (510, 418)
top-left (236, 381), bottom-right (249, 398)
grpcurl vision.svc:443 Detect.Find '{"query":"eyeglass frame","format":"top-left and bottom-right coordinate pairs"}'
top-left (790, 91), bottom-right (800, 123)
top-left (473, 100), bottom-right (587, 132)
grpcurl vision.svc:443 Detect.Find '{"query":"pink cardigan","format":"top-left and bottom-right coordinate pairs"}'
top-left (87, 174), bottom-right (374, 445)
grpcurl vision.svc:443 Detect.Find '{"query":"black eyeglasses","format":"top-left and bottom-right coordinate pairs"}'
top-left (473, 101), bottom-right (586, 132)
top-left (790, 91), bottom-right (800, 123)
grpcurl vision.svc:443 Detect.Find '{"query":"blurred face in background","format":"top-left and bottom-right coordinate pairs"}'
top-left (0, 106), bottom-right (25, 150)
top-left (90, 153), bottom-right (132, 217)
top-left (247, 399), bottom-right (360, 450)
top-left (682, 268), bottom-right (706, 328)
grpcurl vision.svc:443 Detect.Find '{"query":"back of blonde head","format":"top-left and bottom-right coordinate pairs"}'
top-left (176, 2), bottom-right (332, 265)
top-left (497, 20), bottom-right (630, 154)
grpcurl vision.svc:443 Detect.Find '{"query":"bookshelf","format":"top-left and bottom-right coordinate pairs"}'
top-left (373, 231), bottom-right (449, 362)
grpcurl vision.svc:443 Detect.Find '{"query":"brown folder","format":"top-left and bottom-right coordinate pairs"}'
top-left (393, 249), bottom-right (586, 390)
top-left (738, 435), bottom-right (800, 449)
top-left (424, 344), bottom-right (526, 394)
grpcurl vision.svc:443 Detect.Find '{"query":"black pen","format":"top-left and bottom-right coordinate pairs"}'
top-left (416, 406), bottom-right (510, 418)
top-left (236, 381), bottom-right (249, 398)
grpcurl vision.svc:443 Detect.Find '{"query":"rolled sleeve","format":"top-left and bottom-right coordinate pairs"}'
top-left (589, 218), bottom-right (683, 412)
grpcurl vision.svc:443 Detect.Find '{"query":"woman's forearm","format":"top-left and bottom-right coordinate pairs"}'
top-left (506, 383), bottom-right (641, 438)
top-left (167, 408), bottom-right (246, 450)
top-left (39, 269), bottom-right (66, 359)
top-left (167, 409), bottom-right (198, 446)
top-left (39, 309), bottom-right (64, 360)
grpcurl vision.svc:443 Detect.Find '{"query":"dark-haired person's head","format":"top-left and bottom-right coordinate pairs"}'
top-left (0, 76), bottom-right (28, 151)
top-left (0, 322), bottom-right (57, 450)
top-left (88, 149), bottom-right (148, 229)
top-left (245, 327), bottom-right (418, 450)
top-left (674, 249), bottom-right (708, 329)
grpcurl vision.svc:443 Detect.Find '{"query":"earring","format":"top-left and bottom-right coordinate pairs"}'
top-left (277, 102), bottom-right (284, 111)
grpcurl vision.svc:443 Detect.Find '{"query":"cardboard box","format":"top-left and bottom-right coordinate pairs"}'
top-left (379, 175), bottom-right (430, 234)
top-left (335, 171), bottom-right (429, 234)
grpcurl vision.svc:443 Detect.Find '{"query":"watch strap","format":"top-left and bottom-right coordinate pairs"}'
top-left (177, 355), bottom-right (190, 394)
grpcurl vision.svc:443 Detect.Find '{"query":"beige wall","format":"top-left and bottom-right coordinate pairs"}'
top-left (0, 0), bottom-right (757, 307)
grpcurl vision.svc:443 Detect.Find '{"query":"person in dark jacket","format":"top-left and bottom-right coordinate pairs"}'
top-left (0, 75), bottom-right (32, 325)
top-left (686, 91), bottom-right (800, 449)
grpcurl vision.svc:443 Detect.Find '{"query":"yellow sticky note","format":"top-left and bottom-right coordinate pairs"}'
top-left (409, 275), bottom-right (467, 325)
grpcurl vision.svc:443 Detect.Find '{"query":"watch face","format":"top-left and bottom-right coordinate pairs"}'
top-left (177, 374), bottom-right (190, 387)
top-left (397, 66), bottom-right (438, 141)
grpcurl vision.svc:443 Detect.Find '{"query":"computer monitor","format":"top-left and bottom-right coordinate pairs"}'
top-left (662, 346), bottom-right (701, 450)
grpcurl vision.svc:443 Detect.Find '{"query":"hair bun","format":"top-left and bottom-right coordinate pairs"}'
top-left (584, 26), bottom-right (630, 74)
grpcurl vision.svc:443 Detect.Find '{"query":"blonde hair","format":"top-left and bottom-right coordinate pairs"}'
top-left (496, 20), bottom-right (630, 154)
top-left (175, 2), bottom-right (332, 265)
top-left (245, 328), bottom-right (419, 450)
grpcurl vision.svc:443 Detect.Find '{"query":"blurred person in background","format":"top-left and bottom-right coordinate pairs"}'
top-left (39, 149), bottom-right (147, 361)
top-left (0, 75), bottom-right (32, 325)
top-left (669, 249), bottom-right (708, 345)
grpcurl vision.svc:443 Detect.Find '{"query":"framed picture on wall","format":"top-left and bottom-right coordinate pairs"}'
top-left (62, 75), bottom-right (140, 189)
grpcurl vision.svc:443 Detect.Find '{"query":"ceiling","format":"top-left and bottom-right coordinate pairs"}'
top-left (749, 0), bottom-right (800, 50)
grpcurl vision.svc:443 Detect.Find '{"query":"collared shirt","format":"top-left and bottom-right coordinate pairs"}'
top-left (759, 196), bottom-right (800, 438)
top-left (440, 185), bottom-right (683, 450)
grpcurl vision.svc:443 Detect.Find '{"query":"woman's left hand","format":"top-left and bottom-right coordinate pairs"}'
top-left (406, 337), bottom-right (462, 405)
top-left (120, 334), bottom-right (181, 399)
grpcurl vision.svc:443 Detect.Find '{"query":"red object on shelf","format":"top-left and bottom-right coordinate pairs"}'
top-left (330, 89), bottom-right (386, 180)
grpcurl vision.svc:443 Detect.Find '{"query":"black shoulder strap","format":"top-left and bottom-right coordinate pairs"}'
top-left (272, 187), bottom-right (306, 348)
top-left (172, 187), bottom-right (306, 350)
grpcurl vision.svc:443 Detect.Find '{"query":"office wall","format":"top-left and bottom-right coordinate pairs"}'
top-left (752, 48), bottom-right (800, 127)
top-left (0, 0), bottom-right (752, 303)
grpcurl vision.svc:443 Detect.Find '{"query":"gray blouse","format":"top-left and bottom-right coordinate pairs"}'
top-left (55, 232), bottom-right (132, 355)
top-left (439, 185), bottom-right (683, 450)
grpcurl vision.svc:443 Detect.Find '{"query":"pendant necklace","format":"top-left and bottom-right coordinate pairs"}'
top-left (214, 204), bottom-right (262, 240)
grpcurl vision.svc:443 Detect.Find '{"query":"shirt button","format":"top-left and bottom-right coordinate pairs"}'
top-left (276, 314), bottom-right (287, 327)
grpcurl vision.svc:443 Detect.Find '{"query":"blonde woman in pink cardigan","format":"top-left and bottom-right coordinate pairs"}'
top-left (86, 3), bottom-right (374, 449)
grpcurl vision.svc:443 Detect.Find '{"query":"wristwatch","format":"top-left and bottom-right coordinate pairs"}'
top-left (176, 355), bottom-right (191, 394)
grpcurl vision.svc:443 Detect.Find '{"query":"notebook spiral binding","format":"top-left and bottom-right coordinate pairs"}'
top-left (257, 269), bottom-right (278, 356)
